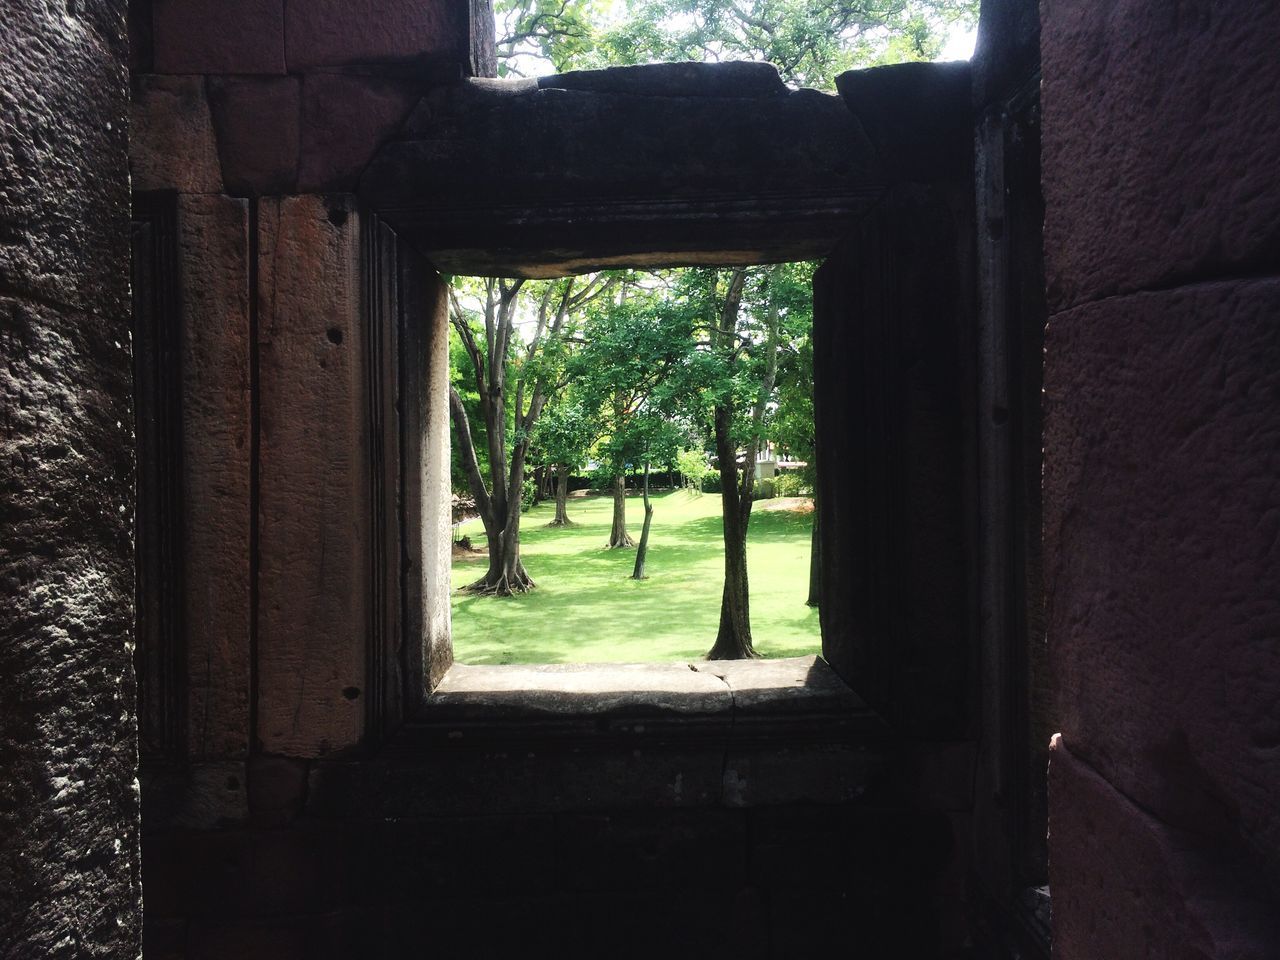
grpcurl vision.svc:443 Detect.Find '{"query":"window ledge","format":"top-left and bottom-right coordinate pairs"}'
top-left (396, 655), bottom-right (886, 746)
top-left (307, 657), bottom-right (889, 817)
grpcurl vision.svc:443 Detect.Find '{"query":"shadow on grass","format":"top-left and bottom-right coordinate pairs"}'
top-left (451, 491), bottom-right (820, 664)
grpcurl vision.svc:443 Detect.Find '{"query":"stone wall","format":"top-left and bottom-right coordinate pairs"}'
top-left (0, 1), bottom-right (139, 956)
top-left (129, 2), bottom-right (476, 955)
top-left (1042, 1), bottom-right (1280, 955)
top-left (968, 0), bottom-right (1050, 951)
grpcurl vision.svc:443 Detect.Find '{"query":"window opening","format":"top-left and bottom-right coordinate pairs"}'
top-left (446, 263), bottom-right (821, 667)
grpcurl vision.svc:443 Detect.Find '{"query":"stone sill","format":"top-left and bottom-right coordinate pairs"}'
top-left (391, 655), bottom-right (887, 750)
top-left (308, 657), bottom-right (888, 816)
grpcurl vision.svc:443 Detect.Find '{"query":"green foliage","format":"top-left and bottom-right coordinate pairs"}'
top-left (529, 391), bottom-right (597, 471)
top-left (494, 0), bottom-right (609, 74)
top-left (773, 471), bottom-right (810, 497)
top-left (676, 447), bottom-right (712, 491)
top-left (494, 0), bottom-right (978, 89)
top-left (586, 0), bottom-right (979, 88)
top-left (568, 275), bottom-right (703, 476)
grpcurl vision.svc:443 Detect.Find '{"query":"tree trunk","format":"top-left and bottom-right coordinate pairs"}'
top-left (606, 473), bottom-right (634, 548)
top-left (708, 493), bottom-right (755, 659)
top-left (531, 464), bottom-right (548, 506)
top-left (632, 463), bottom-right (654, 579)
top-left (549, 464), bottom-right (572, 525)
top-left (807, 492), bottom-right (821, 607)
top-left (466, 504), bottom-right (535, 595)
top-left (707, 404), bottom-right (757, 658)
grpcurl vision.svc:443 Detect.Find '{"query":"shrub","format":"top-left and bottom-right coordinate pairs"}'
top-left (773, 472), bottom-right (810, 497)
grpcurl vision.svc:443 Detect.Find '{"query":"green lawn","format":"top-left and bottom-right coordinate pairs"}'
top-left (451, 490), bottom-right (822, 664)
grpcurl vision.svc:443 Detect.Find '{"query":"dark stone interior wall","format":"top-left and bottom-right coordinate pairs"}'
top-left (0, 1), bottom-right (139, 956)
top-left (1041, 1), bottom-right (1280, 956)
top-left (813, 63), bottom-right (981, 955)
top-left (968, 0), bottom-right (1050, 952)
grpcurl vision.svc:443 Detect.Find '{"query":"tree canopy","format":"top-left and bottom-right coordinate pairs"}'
top-left (495, 0), bottom-right (979, 85)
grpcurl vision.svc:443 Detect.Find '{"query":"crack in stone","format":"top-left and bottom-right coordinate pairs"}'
top-left (691, 663), bottom-right (737, 804)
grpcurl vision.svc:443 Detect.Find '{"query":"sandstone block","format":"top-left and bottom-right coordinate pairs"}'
top-left (248, 755), bottom-right (311, 825)
top-left (1042, 0), bottom-right (1280, 310)
top-left (298, 74), bottom-right (423, 193)
top-left (130, 75), bottom-right (222, 193)
top-left (285, 0), bottom-right (466, 70)
top-left (152, 0), bottom-right (286, 74)
top-left (176, 194), bottom-right (251, 760)
top-left (1043, 279), bottom-right (1280, 883)
top-left (555, 810), bottom-right (746, 893)
top-left (836, 61), bottom-right (972, 183)
top-left (369, 815), bottom-right (555, 899)
top-left (1049, 736), bottom-right (1280, 959)
top-left (208, 77), bottom-right (300, 196)
top-left (539, 60), bottom-right (787, 98)
top-left (256, 195), bottom-right (367, 758)
top-left (361, 66), bottom-right (879, 276)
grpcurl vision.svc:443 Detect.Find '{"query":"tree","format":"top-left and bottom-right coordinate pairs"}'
top-left (530, 392), bottom-right (596, 525)
top-left (494, 0), bottom-right (607, 76)
top-left (571, 278), bottom-right (697, 549)
top-left (589, 0), bottom-right (979, 87)
top-left (692, 267), bottom-right (782, 658)
top-left (449, 273), bottom-right (614, 594)
top-left (676, 447), bottom-right (712, 493)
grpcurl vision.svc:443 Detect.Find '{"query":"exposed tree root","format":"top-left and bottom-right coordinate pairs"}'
top-left (605, 534), bottom-right (636, 549)
top-left (706, 639), bottom-right (761, 661)
top-left (462, 571), bottom-right (536, 596)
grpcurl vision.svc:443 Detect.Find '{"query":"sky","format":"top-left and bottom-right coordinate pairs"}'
top-left (939, 23), bottom-right (979, 60)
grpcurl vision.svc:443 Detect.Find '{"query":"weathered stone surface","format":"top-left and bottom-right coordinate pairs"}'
top-left (143, 824), bottom-right (356, 921)
top-left (813, 186), bottom-right (974, 735)
top-left (0, 1), bottom-right (130, 318)
top-left (299, 74), bottom-right (424, 193)
top-left (130, 74), bottom-right (223, 193)
top-left (1041, 0), bottom-right (1280, 310)
top-left (835, 61), bottom-right (972, 183)
top-left (693, 654), bottom-right (869, 715)
top-left (168, 760), bottom-right (249, 828)
top-left (208, 77), bottom-right (300, 196)
top-left (177, 195), bottom-right (251, 759)
top-left (1044, 280), bottom-right (1280, 889)
top-left (555, 810), bottom-right (746, 892)
top-left (152, 0), bottom-right (286, 75)
top-left (892, 741), bottom-right (978, 813)
top-left (0, 298), bottom-right (140, 958)
top-left (309, 745), bottom-right (728, 817)
top-left (285, 0), bottom-right (467, 70)
top-left (361, 66), bottom-right (882, 277)
top-left (412, 263), bottom-right (453, 692)
top-left (1049, 736), bottom-right (1280, 959)
top-left (539, 60), bottom-right (787, 98)
top-left (257, 195), bottom-right (367, 757)
top-left (429, 661), bottom-right (732, 717)
top-left (0, 3), bottom-right (139, 957)
top-left (369, 815), bottom-right (556, 897)
top-left (722, 742), bottom-right (881, 807)
top-left (248, 755), bottom-right (311, 826)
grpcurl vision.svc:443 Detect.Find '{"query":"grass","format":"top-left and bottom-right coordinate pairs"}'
top-left (451, 489), bottom-right (822, 664)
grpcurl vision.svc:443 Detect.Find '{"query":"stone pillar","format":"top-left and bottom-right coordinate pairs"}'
top-left (1042, 2), bottom-right (1280, 955)
top-left (0, 1), bottom-right (140, 956)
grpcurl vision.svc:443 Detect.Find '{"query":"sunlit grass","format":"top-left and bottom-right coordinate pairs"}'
top-left (451, 489), bottom-right (821, 664)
